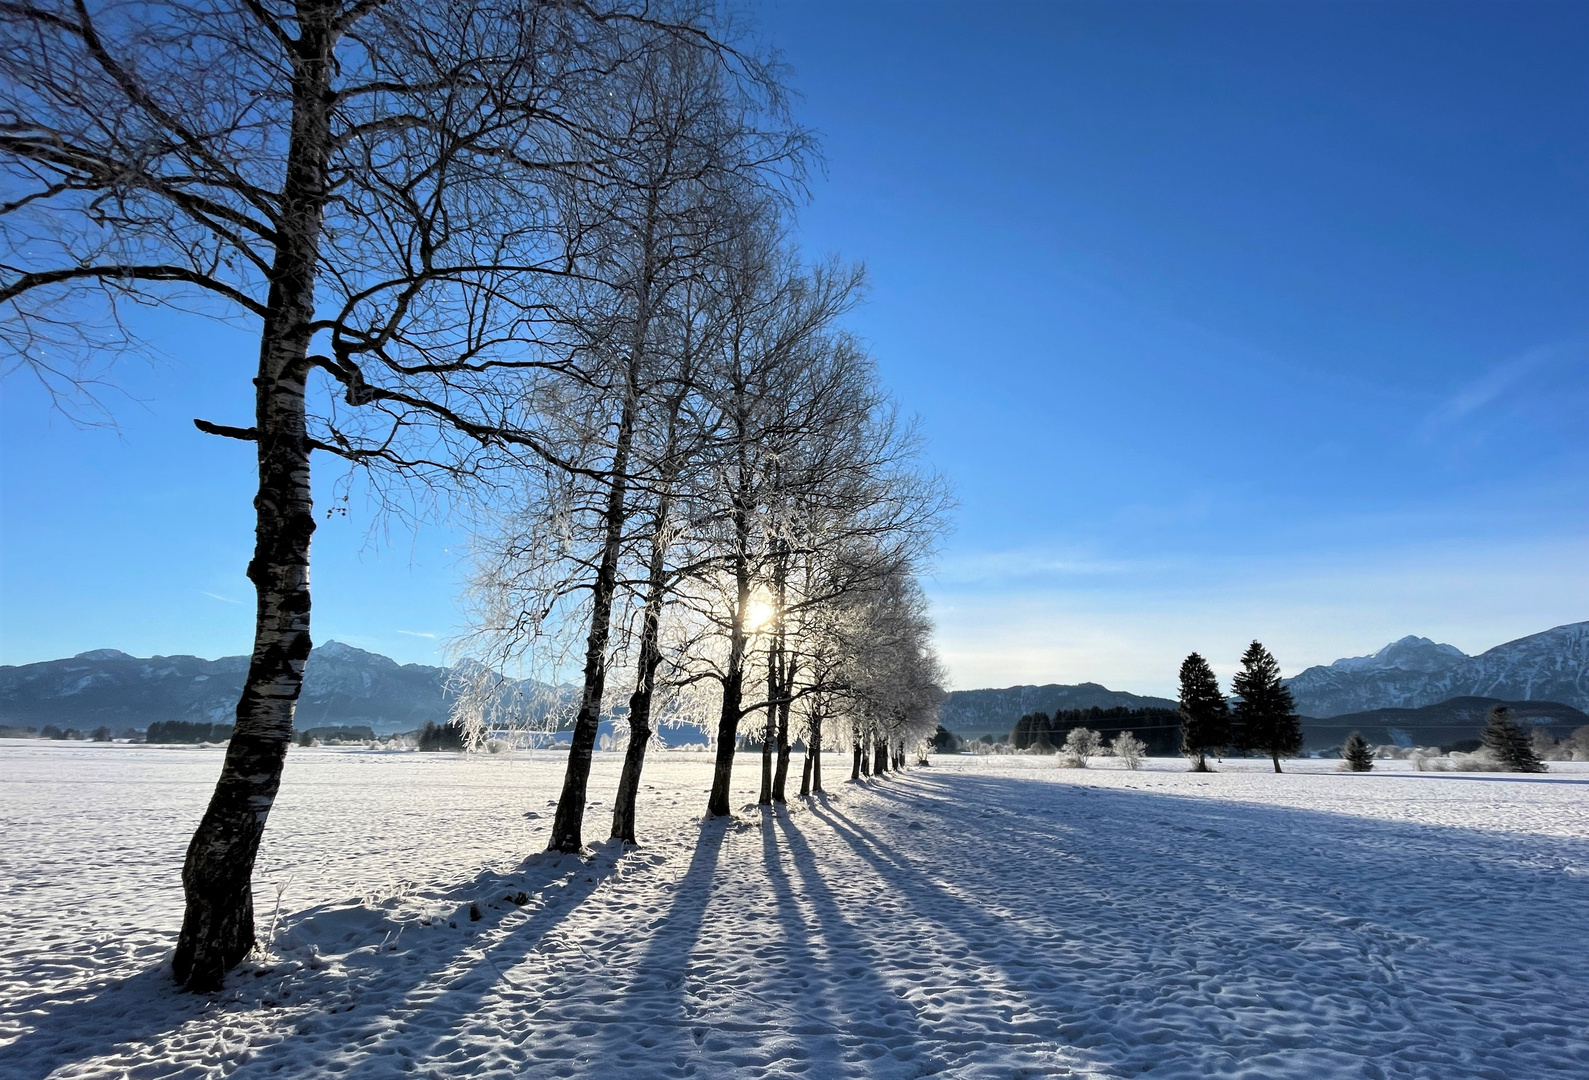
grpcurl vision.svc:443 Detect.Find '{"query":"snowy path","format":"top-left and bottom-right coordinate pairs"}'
top-left (2, 743), bottom-right (1587, 1078)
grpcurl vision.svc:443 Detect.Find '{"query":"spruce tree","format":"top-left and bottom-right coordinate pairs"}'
top-left (1480, 706), bottom-right (1546, 773)
top-left (1231, 640), bottom-right (1304, 773)
top-left (1342, 731), bottom-right (1374, 772)
top-left (1031, 712), bottom-right (1054, 751)
top-left (1178, 652), bottom-right (1229, 772)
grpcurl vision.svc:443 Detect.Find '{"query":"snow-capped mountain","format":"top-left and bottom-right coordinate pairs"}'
top-left (0, 642), bottom-right (543, 734)
top-left (1286, 622), bottom-right (1589, 718)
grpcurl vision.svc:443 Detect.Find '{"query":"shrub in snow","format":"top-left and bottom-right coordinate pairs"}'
top-left (1342, 732), bottom-right (1374, 772)
top-left (1410, 747), bottom-right (1508, 772)
top-left (1108, 731), bottom-right (1145, 770)
top-left (1481, 706), bottom-right (1546, 773)
top-left (1538, 725), bottom-right (1589, 762)
top-left (1058, 727), bottom-right (1102, 768)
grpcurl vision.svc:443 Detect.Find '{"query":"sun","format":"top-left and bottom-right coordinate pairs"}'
top-left (743, 597), bottom-right (776, 632)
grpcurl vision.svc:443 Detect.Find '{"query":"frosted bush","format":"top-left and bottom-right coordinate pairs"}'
top-left (1532, 726), bottom-right (1589, 762)
top-left (1410, 747), bottom-right (1501, 772)
top-left (1107, 731), bottom-right (1145, 770)
top-left (1058, 727), bottom-right (1102, 768)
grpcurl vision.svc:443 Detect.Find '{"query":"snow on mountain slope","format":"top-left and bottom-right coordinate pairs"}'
top-left (1287, 621), bottom-right (1589, 717)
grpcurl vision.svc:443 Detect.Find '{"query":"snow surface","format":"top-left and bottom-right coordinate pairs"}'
top-left (2, 740), bottom-right (1587, 1079)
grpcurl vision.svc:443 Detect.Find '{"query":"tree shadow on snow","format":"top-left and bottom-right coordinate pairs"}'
top-left (222, 846), bottom-right (625, 1080)
top-left (0, 964), bottom-right (206, 1080)
top-left (577, 816), bottom-right (731, 1077)
top-left (820, 770), bottom-right (1589, 1079)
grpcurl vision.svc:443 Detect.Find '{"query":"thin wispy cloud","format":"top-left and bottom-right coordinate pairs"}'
top-left (934, 548), bottom-right (1157, 587)
top-left (1422, 339), bottom-right (1587, 439)
top-left (200, 591), bottom-right (244, 605)
top-left (395, 630), bottom-right (437, 639)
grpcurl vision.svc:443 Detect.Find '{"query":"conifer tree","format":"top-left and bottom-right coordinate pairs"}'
top-left (1231, 641), bottom-right (1303, 773)
top-left (1342, 731), bottom-right (1374, 772)
top-left (1178, 652), bottom-right (1229, 772)
top-left (1030, 712), bottom-right (1054, 751)
top-left (1480, 706), bottom-right (1546, 773)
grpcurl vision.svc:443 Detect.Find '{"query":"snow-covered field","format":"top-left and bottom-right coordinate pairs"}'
top-left (3, 740), bottom-right (1587, 1079)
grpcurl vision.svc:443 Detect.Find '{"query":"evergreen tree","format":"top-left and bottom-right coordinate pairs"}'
top-left (1480, 706), bottom-right (1546, 773)
top-left (1231, 641), bottom-right (1303, 773)
top-left (1177, 652), bottom-right (1229, 772)
top-left (1342, 731), bottom-right (1374, 772)
top-left (1030, 712), bottom-right (1054, 751)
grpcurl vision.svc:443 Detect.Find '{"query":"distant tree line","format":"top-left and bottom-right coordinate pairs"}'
top-left (147, 721), bottom-right (235, 745)
top-left (1011, 707), bottom-right (1182, 755)
top-left (417, 721), bottom-right (469, 753)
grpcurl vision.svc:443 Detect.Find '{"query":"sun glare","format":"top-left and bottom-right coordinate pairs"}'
top-left (743, 598), bottom-right (776, 632)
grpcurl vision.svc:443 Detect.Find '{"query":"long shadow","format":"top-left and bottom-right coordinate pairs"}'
top-left (0, 965), bottom-right (203, 1080)
top-left (799, 794), bottom-right (1088, 1071)
top-left (772, 811), bottom-right (939, 1074)
top-left (209, 850), bottom-right (621, 1080)
top-left (815, 769), bottom-right (1589, 1078)
top-left (580, 817), bottom-right (730, 1077)
top-left (752, 812), bottom-right (849, 1075)
top-left (325, 850), bottom-right (624, 1080)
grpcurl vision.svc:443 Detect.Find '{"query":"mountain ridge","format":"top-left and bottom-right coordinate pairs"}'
top-left (939, 682), bottom-right (1177, 736)
top-left (0, 642), bottom-right (497, 733)
top-left (1285, 621), bottom-right (1589, 717)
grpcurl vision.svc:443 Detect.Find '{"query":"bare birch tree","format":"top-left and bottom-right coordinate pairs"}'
top-left (0, 0), bottom-right (744, 988)
top-left (454, 36), bottom-right (804, 851)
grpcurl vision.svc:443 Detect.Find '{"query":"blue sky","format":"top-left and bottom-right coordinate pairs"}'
top-left (2, 0), bottom-right (1585, 695)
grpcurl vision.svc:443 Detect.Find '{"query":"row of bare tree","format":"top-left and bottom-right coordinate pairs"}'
top-left (449, 214), bottom-right (951, 854)
top-left (1, 0), bottom-right (947, 991)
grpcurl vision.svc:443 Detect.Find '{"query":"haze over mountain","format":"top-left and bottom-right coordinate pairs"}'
top-left (1299, 697), bottom-right (1587, 752)
top-left (7, 621), bottom-right (1585, 743)
top-left (1284, 622), bottom-right (1589, 717)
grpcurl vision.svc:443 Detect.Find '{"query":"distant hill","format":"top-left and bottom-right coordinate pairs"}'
top-left (0, 642), bottom-right (553, 734)
top-left (1285, 622), bottom-right (1589, 717)
top-left (940, 682), bottom-right (1177, 738)
top-left (1302, 697), bottom-right (1588, 752)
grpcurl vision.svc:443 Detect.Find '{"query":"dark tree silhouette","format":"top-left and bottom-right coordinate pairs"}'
top-left (1231, 641), bottom-right (1303, 773)
top-left (1177, 652), bottom-right (1229, 772)
top-left (1480, 706), bottom-right (1546, 773)
top-left (1342, 731), bottom-right (1374, 772)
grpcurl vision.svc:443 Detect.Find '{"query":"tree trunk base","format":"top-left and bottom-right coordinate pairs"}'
top-left (173, 879), bottom-right (254, 992)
